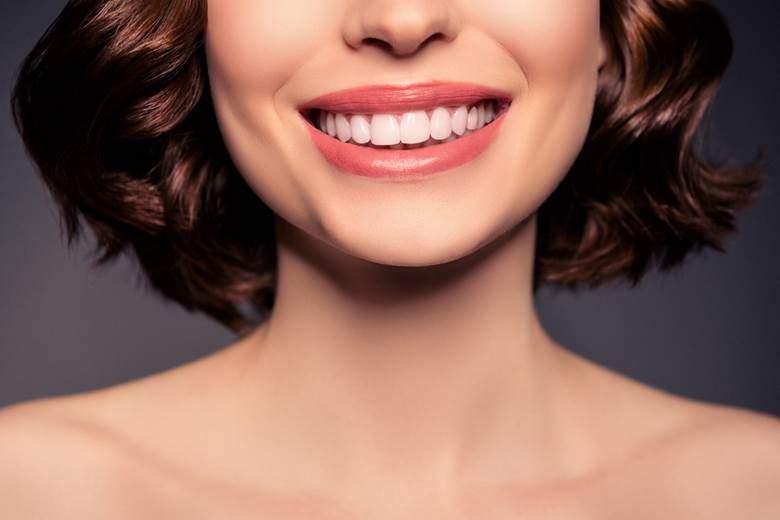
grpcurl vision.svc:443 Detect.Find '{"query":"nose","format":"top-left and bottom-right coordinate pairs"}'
top-left (343, 0), bottom-right (462, 57)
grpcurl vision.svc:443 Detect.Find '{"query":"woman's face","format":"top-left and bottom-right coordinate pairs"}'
top-left (205, 0), bottom-right (606, 265)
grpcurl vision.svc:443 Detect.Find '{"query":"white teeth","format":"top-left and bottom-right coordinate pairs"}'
top-left (370, 114), bottom-right (400, 146)
top-left (313, 99), bottom-right (503, 147)
top-left (400, 110), bottom-right (430, 144)
top-left (326, 112), bottom-right (336, 137)
top-left (349, 114), bottom-right (371, 144)
top-left (335, 113), bottom-right (351, 142)
top-left (451, 105), bottom-right (468, 136)
top-left (466, 106), bottom-right (479, 130)
top-left (319, 111), bottom-right (328, 133)
top-left (429, 107), bottom-right (452, 140)
top-left (484, 102), bottom-right (494, 124)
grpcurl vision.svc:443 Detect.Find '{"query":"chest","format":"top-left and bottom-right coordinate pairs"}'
top-left (106, 457), bottom-right (724, 520)
top-left (110, 477), bottom-right (704, 520)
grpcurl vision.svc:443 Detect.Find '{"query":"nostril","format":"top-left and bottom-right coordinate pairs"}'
top-left (362, 31), bottom-right (445, 57)
top-left (362, 37), bottom-right (394, 53)
top-left (420, 31), bottom-right (445, 47)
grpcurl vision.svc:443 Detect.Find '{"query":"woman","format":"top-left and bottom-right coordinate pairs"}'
top-left (2, 0), bottom-right (779, 517)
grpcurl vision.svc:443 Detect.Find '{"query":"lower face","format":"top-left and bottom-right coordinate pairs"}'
top-left (205, 0), bottom-right (605, 267)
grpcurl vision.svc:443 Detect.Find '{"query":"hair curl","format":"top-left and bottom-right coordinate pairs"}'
top-left (11, 0), bottom-right (766, 334)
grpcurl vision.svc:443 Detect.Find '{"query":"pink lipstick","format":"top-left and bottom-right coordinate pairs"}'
top-left (297, 81), bottom-right (513, 180)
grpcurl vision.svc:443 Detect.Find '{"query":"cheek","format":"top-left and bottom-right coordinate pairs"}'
top-left (472, 0), bottom-right (602, 218)
top-left (205, 0), bottom-right (333, 95)
top-left (203, 0), bottom-right (343, 227)
top-left (480, 0), bottom-right (602, 80)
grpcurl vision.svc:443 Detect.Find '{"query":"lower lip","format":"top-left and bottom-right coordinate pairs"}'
top-left (301, 108), bottom-right (509, 180)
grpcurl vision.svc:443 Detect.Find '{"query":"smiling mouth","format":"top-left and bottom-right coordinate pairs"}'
top-left (300, 98), bottom-right (511, 150)
top-left (297, 81), bottom-right (513, 179)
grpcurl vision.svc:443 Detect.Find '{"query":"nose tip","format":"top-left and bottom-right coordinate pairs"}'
top-left (344, 0), bottom-right (461, 57)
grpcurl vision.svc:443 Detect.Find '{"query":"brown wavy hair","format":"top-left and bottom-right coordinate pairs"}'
top-left (11, 0), bottom-right (766, 334)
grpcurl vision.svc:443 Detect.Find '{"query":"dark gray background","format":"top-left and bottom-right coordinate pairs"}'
top-left (1, 1), bottom-right (777, 414)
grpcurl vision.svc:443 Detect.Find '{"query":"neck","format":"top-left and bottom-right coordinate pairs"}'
top-left (234, 213), bottom-right (576, 497)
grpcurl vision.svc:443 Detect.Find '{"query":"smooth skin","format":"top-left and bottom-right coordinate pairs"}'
top-left (2, 0), bottom-right (780, 517)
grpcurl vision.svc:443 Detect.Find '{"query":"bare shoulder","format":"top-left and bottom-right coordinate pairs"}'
top-left (0, 345), bottom-right (244, 518)
top-left (609, 379), bottom-right (780, 516)
top-left (0, 395), bottom-right (132, 517)
top-left (564, 352), bottom-right (780, 517)
top-left (663, 402), bottom-right (780, 513)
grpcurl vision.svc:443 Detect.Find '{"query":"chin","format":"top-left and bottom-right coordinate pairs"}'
top-left (317, 205), bottom-right (519, 268)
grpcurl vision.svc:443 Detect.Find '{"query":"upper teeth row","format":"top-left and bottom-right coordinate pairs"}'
top-left (315, 101), bottom-right (498, 147)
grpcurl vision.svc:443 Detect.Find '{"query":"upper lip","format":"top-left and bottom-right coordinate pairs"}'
top-left (297, 80), bottom-right (513, 114)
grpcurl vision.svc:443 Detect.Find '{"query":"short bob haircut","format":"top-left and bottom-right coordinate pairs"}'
top-left (11, 0), bottom-right (766, 334)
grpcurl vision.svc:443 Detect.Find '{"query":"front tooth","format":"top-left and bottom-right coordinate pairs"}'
top-left (335, 113), bottom-right (351, 142)
top-left (370, 114), bottom-right (400, 146)
top-left (477, 103), bottom-right (486, 128)
top-left (466, 106), bottom-right (479, 130)
top-left (429, 107), bottom-right (452, 140)
top-left (400, 110), bottom-right (430, 144)
top-left (326, 112), bottom-right (337, 137)
top-left (452, 106), bottom-right (468, 135)
top-left (349, 114), bottom-right (371, 144)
